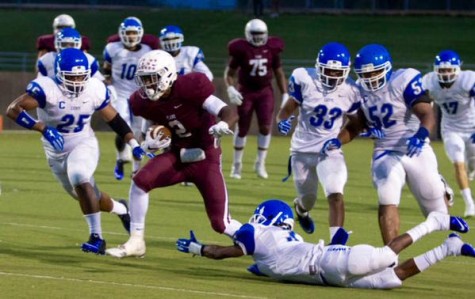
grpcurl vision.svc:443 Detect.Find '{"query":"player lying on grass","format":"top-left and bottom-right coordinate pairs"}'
top-left (177, 199), bottom-right (474, 289)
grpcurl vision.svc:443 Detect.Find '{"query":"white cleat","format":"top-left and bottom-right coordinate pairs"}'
top-left (230, 162), bottom-right (242, 179)
top-left (469, 170), bottom-right (475, 181)
top-left (465, 202), bottom-right (475, 218)
top-left (254, 161), bottom-right (268, 179)
top-left (444, 233), bottom-right (466, 256)
top-left (106, 236), bottom-right (146, 258)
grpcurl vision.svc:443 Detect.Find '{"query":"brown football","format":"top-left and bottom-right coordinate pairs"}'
top-left (149, 125), bottom-right (172, 141)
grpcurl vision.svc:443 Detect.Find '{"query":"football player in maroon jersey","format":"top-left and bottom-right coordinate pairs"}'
top-left (36, 14), bottom-right (91, 59)
top-left (225, 19), bottom-right (288, 180)
top-left (106, 50), bottom-right (242, 258)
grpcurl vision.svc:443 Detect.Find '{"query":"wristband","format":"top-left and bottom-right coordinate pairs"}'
top-left (189, 242), bottom-right (203, 256)
top-left (414, 127), bottom-right (429, 140)
top-left (16, 110), bottom-right (38, 129)
top-left (128, 139), bottom-right (140, 148)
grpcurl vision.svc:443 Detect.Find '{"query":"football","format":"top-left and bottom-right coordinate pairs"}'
top-left (148, 125), bottom-right (172, 141)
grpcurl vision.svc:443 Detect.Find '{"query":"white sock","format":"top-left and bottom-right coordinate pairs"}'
top-left (406, 213), bottom-right (447, 243)
top-left (110, 199), bottom-right (127, 215)
top-left (329, 226), bottom-right (340, 240)
top-left (461, 188), bottom-right (474, 205)
top-left (223, 219), bottom-right (243, 238)
top-left (132, 160), bottom-right (141, 173)
top-left (413, 244), bottom-right (446, 272)
top-left (129, 182), bottom-right (149, 236)
top-left (84, 212), bottom-right (102, 238)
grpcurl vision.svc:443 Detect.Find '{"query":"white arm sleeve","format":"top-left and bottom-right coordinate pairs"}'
top-left (194, 60), bottom-right (214, 81)
top-left (141, 119), bottom-right (153, 135)
top-left (202, 95), bottom-right (227, 116)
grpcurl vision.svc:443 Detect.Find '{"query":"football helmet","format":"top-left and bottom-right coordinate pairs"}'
top-left (54, 48), bottom-right (90, 98)
top-left (244, 19), bottom-right (268, 47)
top-left (53, 14), bottom-right (75, 33)
top-left (135, 50), bottom-right (177, 101)
top-left (315, 42), bottom-right (351, 91)
top-left (434, 50), bottom-right (461, 84)
top-left (159, 25), bottom-right (184, 53)
top-left (249, 199), bottom-right (294, 230)
top-left (54, 28), bottom-right (82, 51)
top-left (354, 44), bottom-right (392, 92)
top-left (118, 17), bottom-right (143, 48)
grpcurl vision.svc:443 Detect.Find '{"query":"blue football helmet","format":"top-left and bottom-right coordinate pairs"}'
top-left (159, 25), bottom-right (184, 53)
top-left (55, 48), bottom-right (90, 98)
top-left (54, 28), bottom-right (82, 52)
top-left (118, 17), bottom-right (143, 48)
top-left (434, 50), bottom-right (461, 84)
top-left (315, 42), bottom-right (351, 91)
top-left (354, 44), bottom-right (392, 91)
top-left (249, 199), bottom-right (294, 230)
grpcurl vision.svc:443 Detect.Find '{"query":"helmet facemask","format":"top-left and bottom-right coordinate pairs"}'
top-left (316, 60), bottom-right (350, 91)
top-left (434, 63), bottom-right (460, 84)
top-left (248, 199), bottom-right (295, 231)
top-left (56, 67), bottom-right (90, 98)
top-left (120, 29), bottom-right (143, 48)
top-left (355, 61), bottom-right (392, 91)
top-left (160, 33), bottom-right (184, 53)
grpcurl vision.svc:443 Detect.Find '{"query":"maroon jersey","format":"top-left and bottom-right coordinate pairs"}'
top-left (36, 34), bottom-right (91, 52)
top-left (129, 72), bottom-right (216, 151)
top-left (107, 33), bottom-right (160, 50)
top-left (227, 36), bottom-right (284, 91)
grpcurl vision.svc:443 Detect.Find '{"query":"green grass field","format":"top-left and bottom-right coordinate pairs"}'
top-left (0, 131), bottom-right (474, 298)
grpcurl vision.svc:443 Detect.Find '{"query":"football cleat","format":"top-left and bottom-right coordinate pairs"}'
top-left (230, 162), bottom-right (242, 179)
top-left (114, 160), bottom-right (125, 181)
top-left (254, 161), bottom-right (268, 179)
top-left (293, 199), bottom-right (315, 234)
top-left (117, 199), bottom-right (131, 234)
top-left (426, 211), bottom-right (469, 233)
top-left (464, 202), bottom-right (475, 218)
top-left (444, 233), bottom-right (475, 257)
top-left (81, 233), bottom-right (106, 255)
top-left (106, 236), bottom-right (146, 258)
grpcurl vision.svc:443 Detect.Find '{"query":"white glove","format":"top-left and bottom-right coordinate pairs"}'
top-left (208, 121), bottom-right (234, 137)
top-left (227, 86), bottom-right (243, 106)
top-left (141, 130), bottom-right (171, 153)
top-left (281, 93), bottom-right (289, 108)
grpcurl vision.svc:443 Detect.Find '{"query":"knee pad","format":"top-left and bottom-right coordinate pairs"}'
top-left (348, 245), bottom-right (397, 276)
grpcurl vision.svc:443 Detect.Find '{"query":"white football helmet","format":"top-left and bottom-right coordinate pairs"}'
top-left (53, 14), bottom-right (76, 33)
top-left (244, 19), bottom-right (268, 47)
top-left (135, 50), bottom-right (177, 101)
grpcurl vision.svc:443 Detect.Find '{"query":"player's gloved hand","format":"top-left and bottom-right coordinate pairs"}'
top-left (42, 126), bottom-right (64, 151)
top-left (329, 227), bottom-right (351, 245)
top-left (141, 131), bottom-right (171, 153)
top-left (227, 86), bottom-right (243, 106)
top-left (320, 138), bottom-right (342, 155)
top-left (406, 127), bottom-right (429, 158)
top-left (277, 116), bottom-right (295, 135)
top-left (176, 230), bottom-right (203, 256)
top-left (209, 121), bottom-right (233, 137)
top-left (359, 126), bottom-right (385, 139)
top-left (132, 145), bottom-right (147, 160)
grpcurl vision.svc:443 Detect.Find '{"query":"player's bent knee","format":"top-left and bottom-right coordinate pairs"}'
top-left (132, 170), bottom-right (153, 192)
top-left (348, 245), bottom-right (397, 276)
top-left (210, 218), bottom-right (226, 234)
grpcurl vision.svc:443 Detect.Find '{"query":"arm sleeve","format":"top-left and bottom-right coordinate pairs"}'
top-left (202, 95), bottom-right (227, 116)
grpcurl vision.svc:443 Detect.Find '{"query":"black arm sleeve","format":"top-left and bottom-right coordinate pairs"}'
top-left (411, 93), bottom-right (432, 106)
top-left (107, 113), bottom-right (132, 139)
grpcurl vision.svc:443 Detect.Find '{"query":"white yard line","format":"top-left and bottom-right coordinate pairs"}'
top-left (0, 271), bottom-right (267, 299)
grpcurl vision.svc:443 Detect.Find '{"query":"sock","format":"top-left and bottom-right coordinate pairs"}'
top-left (132, 160), bottom-right (141, 173)
top-left (329, 226), bottom-right (340, 240)
top-left (461, 188), bottom-right (474, 205)
top-left (413, 244), bottom-right (446, 272)
top-left (406, 214), bottom-right (446, 243)
top-left (84, 212), bottom-right (102, 238)
top-left (129, 182), bottom-right (149, 236)
top-left (110, 199), bottom-right (127, 215)
top-left (223, 219), bottom-right (243, 238)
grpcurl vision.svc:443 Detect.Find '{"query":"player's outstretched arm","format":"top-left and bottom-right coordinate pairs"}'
top-left (176, 230), bottom-right (244, 260)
